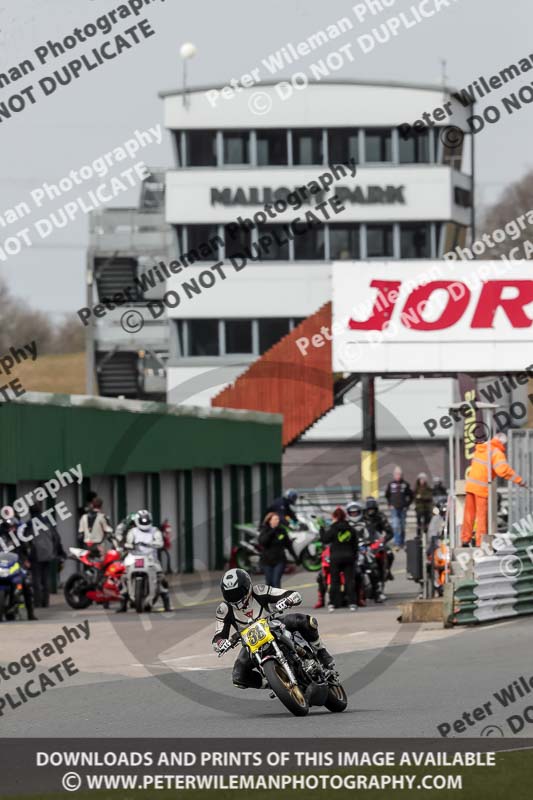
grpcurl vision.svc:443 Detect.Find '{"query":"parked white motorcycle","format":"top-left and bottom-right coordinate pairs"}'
top-left (233, 510), bottom-right (326, 572)
top-left (123, 549), bottom-right (160, 613)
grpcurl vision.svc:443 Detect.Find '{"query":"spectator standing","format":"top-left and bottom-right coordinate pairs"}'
top-left (385, 466), bottom-right (413, 550)
top-left (78, 497), bottom-right (113, 554)
top-left (320, 507), bottom-right (359, 612)
top-left (27, 503), bottom-right (66, 608)
top-left (414, 473), bottom-right (433, 537)
top-left (258, 512), bottom-right (297, 588)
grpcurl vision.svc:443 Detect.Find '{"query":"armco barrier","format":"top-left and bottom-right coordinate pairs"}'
top-left (449, 529), bottom-right (533, 625)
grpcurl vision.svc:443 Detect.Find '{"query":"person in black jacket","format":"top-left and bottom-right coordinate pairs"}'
top-left (364, 497), bottom-right (395, 586)
top-left (258, 512), bottom-right (297, 588)
top-left (385, 466), bottom-right (413, 549)
top-left (265, 489), bottom-right (298, 525)
top-left (321, 507), bottom-right (358, 612)
top-left (27, 503), bottom-right (66, 608)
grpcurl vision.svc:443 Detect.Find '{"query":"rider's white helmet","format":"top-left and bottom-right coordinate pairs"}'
top-left (135, 509), bottom-right (152, 532)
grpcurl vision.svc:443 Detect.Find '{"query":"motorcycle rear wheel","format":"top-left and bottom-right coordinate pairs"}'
top-left (263, 660), bottom-right (309, 717)
top-left (64, 574), bottom-right (92, 609)
top-left (325, 682), bottom-right (348, 712)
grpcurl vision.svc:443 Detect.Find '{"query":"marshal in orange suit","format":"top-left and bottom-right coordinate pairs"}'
top-left (461, 432), bottom-right (527, 547)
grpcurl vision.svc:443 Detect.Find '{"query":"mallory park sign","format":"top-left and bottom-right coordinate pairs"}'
top-left (210, 185), bottom-right (406, 206)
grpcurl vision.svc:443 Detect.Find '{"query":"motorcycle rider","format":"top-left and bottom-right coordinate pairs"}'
top-left (212, 568), bottom-right (335, 689)
top-left (364, 497), bottom-right (394, 594)
top-left (115, 511), bottom-right (137, 545)
top-left (0, 508), bottom-right (37, 621)
top-left (117, 509), bottom-right (171, 613)
top-left (266, 489), bottom-right (299, 524)
top-left (346, 500), bottom-right (373, 607)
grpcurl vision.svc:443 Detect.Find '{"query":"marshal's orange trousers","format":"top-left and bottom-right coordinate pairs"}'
top-left (460, 492), bottom-right (488, 546)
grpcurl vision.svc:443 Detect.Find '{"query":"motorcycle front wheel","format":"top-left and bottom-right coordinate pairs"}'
top-left (134, 577), bottom-right (145, 613)
top-left (325, 682), bottom-right (348, 713)
top-left (64, 574), bottom-right (92, 609)
top-left (263, 660), bottom-right (309, 717)
top-left (300, 546), bottom-right (322, 572)
top-left (234, 547), bottom-right (252, 570)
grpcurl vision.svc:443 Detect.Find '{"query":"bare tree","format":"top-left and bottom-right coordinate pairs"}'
top-left (480, 170), bottom-right (533, 258)
top-left (0, 276), bottom-right (83, 354)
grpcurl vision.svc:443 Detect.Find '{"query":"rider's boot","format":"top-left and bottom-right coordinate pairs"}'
top-left (162, 591), bottom-right (171, 612)
top-left (312, 637), bottom-right (335, 670)
top-left (313, 591), bottom-right (325, 609)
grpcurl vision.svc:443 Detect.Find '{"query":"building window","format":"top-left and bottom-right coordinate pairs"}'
top-left (366, 224), bottom-right (394, 258)
top-left (225, 320), bottom-right (253, 354)
top-left (257, 224), bottom-right (291, 260)
top-left (257, 130), bottom-right (288, 166)
top-left (292, 129), bottom-right (323, 165)
top-left (188, 319), bottom-right (219, 356)
top-left (400, 223), bottom-right (431, 258)
top-left (293, 224), bottom-right (325, 260)
top-left (224, 225), bottom-right (251, 259)
top-left (223, 130), bottom-right (251, 164)
top-left (186, 130), bottom-right (217, 166)
top-left (365, 129), bottom-right (392, 162)
top-left (183, 225), bottom-right (220, 261)
top-left (329, 224), bottom-right (360, 260)
top-left (328, 128), bottom-right (359, 164)
top-left (399, 130), bottom-right (430, 163)
top-left (258, 319), bottom-right (291, 353)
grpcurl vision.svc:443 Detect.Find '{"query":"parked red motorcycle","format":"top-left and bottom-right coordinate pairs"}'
top-left (64, 546), bottom-right (125, 609)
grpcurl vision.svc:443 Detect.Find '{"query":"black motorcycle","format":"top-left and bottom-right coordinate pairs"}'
top-left (220, 611), bottom-right (347, 717)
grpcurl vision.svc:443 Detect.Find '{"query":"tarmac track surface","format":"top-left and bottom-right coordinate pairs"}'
top-left (0, 555), bottom-right (532, 738)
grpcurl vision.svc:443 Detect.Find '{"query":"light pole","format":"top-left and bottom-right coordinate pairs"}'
top-left (180, 42), bottom-right (197, 108)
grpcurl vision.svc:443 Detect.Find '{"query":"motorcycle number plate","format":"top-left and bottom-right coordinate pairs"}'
top-left (241, 619), bottom-right (274, 653)
top-left (134, 558), bottom-right (145, 568)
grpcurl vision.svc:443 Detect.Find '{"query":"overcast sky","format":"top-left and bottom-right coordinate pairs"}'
top-left (1, 0), bottom-right (532, 317)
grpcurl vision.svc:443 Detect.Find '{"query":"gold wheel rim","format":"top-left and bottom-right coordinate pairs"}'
top-left (330, 684), bottom-right (346, 701)
top-left (275, 664), bottom-right (306, 707)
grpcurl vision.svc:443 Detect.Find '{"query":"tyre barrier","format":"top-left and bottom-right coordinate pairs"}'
top-left (449, 530), bottom-right (533, 625)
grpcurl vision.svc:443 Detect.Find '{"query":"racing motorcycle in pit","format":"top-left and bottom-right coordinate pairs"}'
top-left (64, 545), bottom-right (125, 609)
top-left (231, 511), bottom-right (325, 573)
top-left (123, 549), bottom-right (161, 613)
top-left (219, 612), bottom-right (348, 717)
top-left (357, 539), bottom-right (384, 602)
top-left (0, 553), bottom-right (25, 621)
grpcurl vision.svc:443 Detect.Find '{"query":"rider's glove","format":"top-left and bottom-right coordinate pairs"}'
top-left (214, 638), bottom-right (232, 655)
top-left (275, 598), bottom-right (291, 612)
